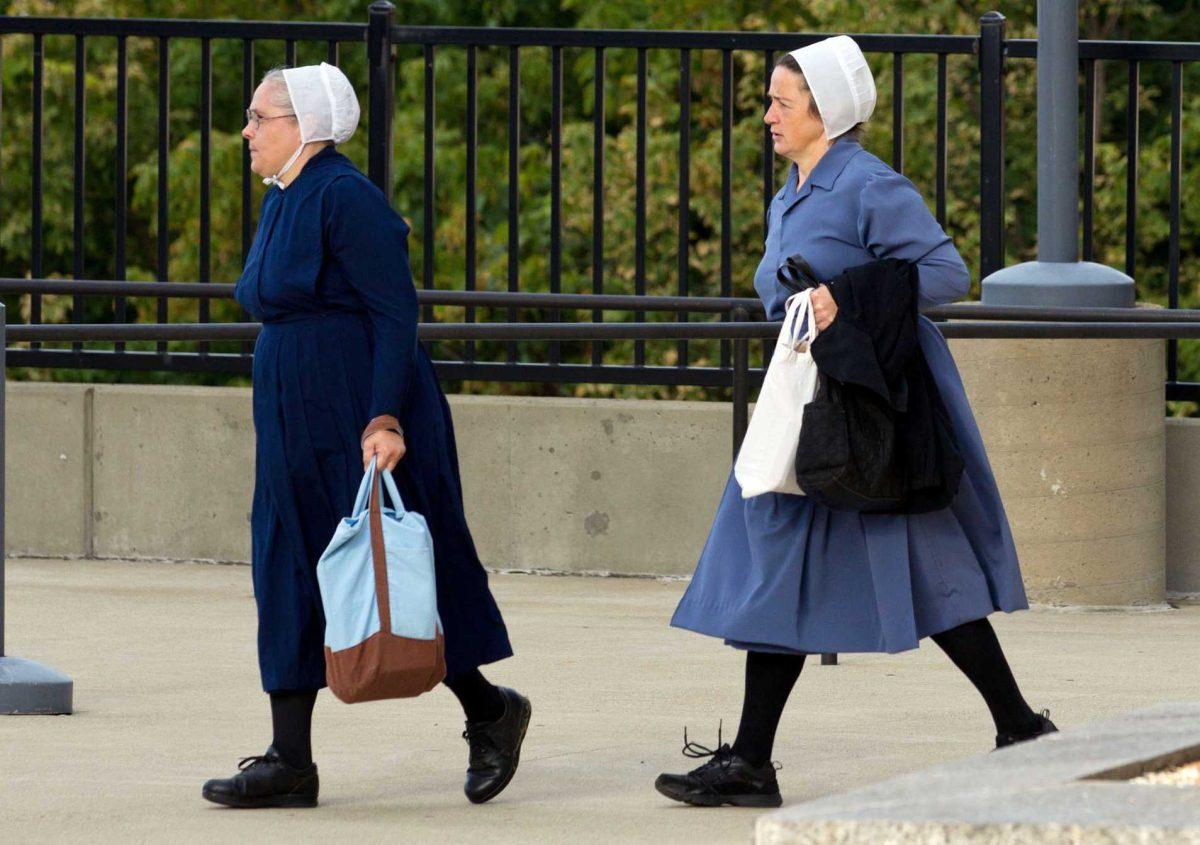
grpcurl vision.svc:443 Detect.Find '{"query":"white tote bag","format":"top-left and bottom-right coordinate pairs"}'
top-left (734, 289), bottom-right (820, 498)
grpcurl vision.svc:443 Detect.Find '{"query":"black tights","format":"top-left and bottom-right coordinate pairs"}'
top-left (730, 617), bottom-right (1038, 766)
top-left (267, 669), bottom-right (504, 769)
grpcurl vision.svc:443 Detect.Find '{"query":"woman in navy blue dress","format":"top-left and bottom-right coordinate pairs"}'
top-left (202, 64), bottom-right (529, 809)
top-left (655, 38), bottom-right (1057, 809)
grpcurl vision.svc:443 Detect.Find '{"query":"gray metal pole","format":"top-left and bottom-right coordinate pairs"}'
top-left (981, 2), bottom-right (1134, 307)
top-left (0, 303), bottom-right (73, 714)
top-left (1038, 0), bottom-right (1079, 263)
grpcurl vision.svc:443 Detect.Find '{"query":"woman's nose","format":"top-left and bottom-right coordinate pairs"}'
top-left (242, 123), bottom-right (255, 140)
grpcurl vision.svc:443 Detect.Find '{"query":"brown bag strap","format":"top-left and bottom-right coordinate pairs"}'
top-left (368, 473), bottom-right (392, 633)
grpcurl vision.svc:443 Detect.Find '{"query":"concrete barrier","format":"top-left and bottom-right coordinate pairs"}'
top-left (1166, 417), bottom-right (1200, 597)
top-left (948, 338), bottom-right (1166, 606)
top-left (3, 337), bottom-right (1180, 604)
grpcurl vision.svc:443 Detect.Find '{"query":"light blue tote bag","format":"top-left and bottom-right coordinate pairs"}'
top-left (316, 457), bottom-right (446, 703)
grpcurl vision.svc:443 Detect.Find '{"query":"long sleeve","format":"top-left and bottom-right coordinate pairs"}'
top-left (323, 174), bottom-right (418, 429)
top-left (856, 168), bottom-right (970, 308)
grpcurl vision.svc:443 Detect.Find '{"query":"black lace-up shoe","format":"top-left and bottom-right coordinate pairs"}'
top-left (995, 709), bottom-right (1059, 750)
top-left (655, 728), bottom-right (782, 808)
top-left (462, 686), bottom-right (532, 804)
top-left (201, 746), bottom-right (319, 809)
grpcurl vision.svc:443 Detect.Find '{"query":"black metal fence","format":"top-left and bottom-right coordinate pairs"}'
top-left (1, 5), bottom-right (1198, 399)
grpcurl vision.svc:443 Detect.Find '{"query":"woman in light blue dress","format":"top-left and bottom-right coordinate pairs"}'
top-left (655, 36), bottom-right (1057, 809)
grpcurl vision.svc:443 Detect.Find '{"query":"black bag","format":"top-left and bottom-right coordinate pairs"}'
top-left (789, 255), bottom-right (964, 515)
top-left (795, 374), bottom-right (908, 512)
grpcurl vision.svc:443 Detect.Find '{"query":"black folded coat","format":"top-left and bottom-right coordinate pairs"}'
top-left (788, 257), bottom-right (964, 514)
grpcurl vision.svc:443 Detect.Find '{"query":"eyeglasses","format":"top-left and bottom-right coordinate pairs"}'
top-left (244, 109), bottom-right (295, 130)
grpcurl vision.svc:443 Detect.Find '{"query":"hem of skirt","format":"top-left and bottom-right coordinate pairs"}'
top-left (445, 639), bottom-right (514, 679)
top-left (262, 678), bottom-right (327, 694)
top-left (671, 598), bottom-right (1029, 656)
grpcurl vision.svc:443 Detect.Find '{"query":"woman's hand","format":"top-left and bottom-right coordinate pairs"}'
top-left (811, 284), bottom-right (838, 332)
top-left (362, 430), bottom-right (406, 472)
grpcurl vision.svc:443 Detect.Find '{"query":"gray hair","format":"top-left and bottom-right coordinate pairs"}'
top-left (260, 66), bottom-right (293, 111)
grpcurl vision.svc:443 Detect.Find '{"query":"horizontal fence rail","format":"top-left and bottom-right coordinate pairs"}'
top-left (8, 310), bottom-right (1200, 462)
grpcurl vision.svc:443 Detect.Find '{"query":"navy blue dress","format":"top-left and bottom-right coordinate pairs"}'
top-left (670, 137), bottom-right (1028, 655)
top-left (235, 146), bottom-right (512, 692)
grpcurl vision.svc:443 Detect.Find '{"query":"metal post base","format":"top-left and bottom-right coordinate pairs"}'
top-left (981, 261), bottom-right (1135, 307)
top-left (820, 653), bottom-right (838, 666)
top-left (0, 656), bottom-right (73, 714)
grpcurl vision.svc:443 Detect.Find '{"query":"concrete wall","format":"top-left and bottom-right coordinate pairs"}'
top-left (4, 384), bottom-right (731, 575)
top-left (948, 338), bottom-right (1166, 606)
top-left (1166, 418), bottom-right (1200, 597)
top-left (4, 337), bottom-right (1184, 604)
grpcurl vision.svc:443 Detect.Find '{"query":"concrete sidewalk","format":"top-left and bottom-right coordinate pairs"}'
top-left (2, 558), bottom-right (1199, 844)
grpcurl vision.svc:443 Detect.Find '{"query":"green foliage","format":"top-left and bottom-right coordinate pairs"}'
top-left (2, 0), bottom-right (1198, 405)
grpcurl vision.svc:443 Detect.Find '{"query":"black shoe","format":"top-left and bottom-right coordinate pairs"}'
top-left (995, 709), bottom-right (1059, 750)
top-left (201, 746), bottom-right (319, 809)
top-left (461, 686), bottom-right (532, 804)
top-left (655, 728), bottom-right (782, 808)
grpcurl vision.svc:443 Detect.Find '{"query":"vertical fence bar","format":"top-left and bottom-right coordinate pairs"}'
top-left (549, 45), bottom-right (563, 365)
top-left (1125, 60), bottom-right (1139, 279)
top-left (978, 12), bottom-right (1007, 279)
top-left (633, 46), bottom-right (647, 368)
top-left (423, 44), bottom-right (435, 326)
top-left (762, 49), bottom-right (774, 231)
top-left (199, 37), bottom-right (212, 355)
top-left (507, 45), bottom-right (520, 364)
top-left (892, 52), bottom-right (904, 173)
top-left (465, 44), bottom-right (478, 364)
top-left (327, 40), bottom-right (339, 66)
top-left (31, 34), bottom-right (43, 346)
top-left (677, 48), bottom-right (690, 368)
top-left (156, 36), bottom-right (170, 354)
top-left (72, 35), bottom-right (86, 352)
top-left (242, 39), bottom-right (254, 262)
top-left (367, 1), bottom-right (396, 200)
top-left (115, 36), bottom-right (128, 351)
top-left (592, 47), bottom-right (605, 367)
top-left (1168, 60), bottom-right (1182, 384)
top-left (240, 38), bottom-right (254, 355)
top-left (936, 53), bottom-right (947, 228)
top-left (1083, 58), bottom-right (1096, 262)
top-left (285, 39), bottom-right (296, 67)
top-left (731, 307), bottom-right (749, 463)
top-left (720, 49), bottom-right (733, 370)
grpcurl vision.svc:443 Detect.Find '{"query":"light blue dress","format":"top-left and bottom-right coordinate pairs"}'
top-left (670, 136), bottom-right (1028, 655)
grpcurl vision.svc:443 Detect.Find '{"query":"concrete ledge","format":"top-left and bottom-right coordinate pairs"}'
top-left (91, 385), bottom-right (255, 563)
top-left (451, 395), bottom-right (729, 575)
top-left (950, 338), bottom-right (1166, 606)
top-left (757, 702), bottom-right (1200, 844)
top-left (1167, 418), bottom-right (1200, 596)
top-left (6, 383), bottom-right (90, 557)
top-left (3, 364), bottom-right (1179, 601)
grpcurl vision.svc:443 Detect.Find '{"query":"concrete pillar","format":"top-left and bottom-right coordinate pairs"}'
top-left (950, 337), bottom-right (1166, 606)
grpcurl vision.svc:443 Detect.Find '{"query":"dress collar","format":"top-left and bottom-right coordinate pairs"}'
top-left (777, 135), bottom-right (864, 208)
top-left (278, 144), bottom-right (343, 191)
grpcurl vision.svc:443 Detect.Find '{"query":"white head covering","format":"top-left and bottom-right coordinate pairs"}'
top-left (263, 62), bottom-right (361, 189)
top-left (788, 36), bottom-right (876, 140)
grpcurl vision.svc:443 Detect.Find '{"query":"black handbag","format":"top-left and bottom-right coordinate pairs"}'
top-left (779, 251), bottom-right (908, 512)
top-left (795, 373), bottom-right (908, 512)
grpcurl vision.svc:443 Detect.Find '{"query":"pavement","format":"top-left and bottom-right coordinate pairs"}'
top-left (2, 557), bottom-right (1199, 844)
